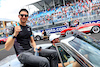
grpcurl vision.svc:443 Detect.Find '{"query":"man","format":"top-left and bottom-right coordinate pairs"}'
top-left (42, 29), bottom-right (48, 40)
top-left (63, 22), bottom-right (69, 28)
top-left (73, 20), bottom-right (79, 27)
top-left (49, 34), bottom-right (81, 67)
top-left (5, 8), bottom-right (58, 67)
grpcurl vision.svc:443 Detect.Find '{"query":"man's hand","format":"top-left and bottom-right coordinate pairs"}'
top-left (34, 47), bottom-right (42, 52)
top-left (37, 47), bottom-right (42, 52)
top-left (13, 23), bottom-right (21, 37)
top-left (34, 47), bottom-right (42, 56)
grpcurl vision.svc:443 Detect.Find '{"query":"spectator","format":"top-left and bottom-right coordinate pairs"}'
top-left (63, 22), bottom-right (70, 28)
top-left (28, 0), bottom-right (100, 26)
top-left (42, 29), bottom-right (48, 40)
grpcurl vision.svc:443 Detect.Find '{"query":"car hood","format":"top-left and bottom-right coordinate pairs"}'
top-left (34, 33), bottom-right (43, 36)
top-left (37, 43), bottom-right (52, 49)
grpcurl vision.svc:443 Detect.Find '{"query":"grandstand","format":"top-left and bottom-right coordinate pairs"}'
top-left (27, 0), bottom-right (100, 34)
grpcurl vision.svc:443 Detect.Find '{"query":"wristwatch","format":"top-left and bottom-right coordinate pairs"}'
top-left (12, 35), bottom-right (16, 39)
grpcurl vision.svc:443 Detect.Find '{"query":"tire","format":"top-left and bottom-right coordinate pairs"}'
top-left (91, 26), bottom-right (100, 33)
top-left (35, 36), bottom-right (41, 41)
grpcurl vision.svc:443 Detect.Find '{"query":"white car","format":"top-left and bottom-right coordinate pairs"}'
top-left (32, 31), bottom-right (43, 41)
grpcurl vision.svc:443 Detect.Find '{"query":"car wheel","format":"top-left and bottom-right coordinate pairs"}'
top-left (65, 31), bottom-right (70, 36)
top-left (91, 26), bottom-right (100, 33)
top-left (35, 36), bottom-right (41, 41)
top-left (1, 41), bottom-right (4, 44)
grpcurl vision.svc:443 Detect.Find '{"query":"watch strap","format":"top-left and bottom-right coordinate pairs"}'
top-left (12, 35), bottom-right (16, 39)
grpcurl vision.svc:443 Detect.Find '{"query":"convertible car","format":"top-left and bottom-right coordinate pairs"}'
top-left (0, 32), bottom-right (100, 67)
top-left (60, 23), bottom-right (100, 36)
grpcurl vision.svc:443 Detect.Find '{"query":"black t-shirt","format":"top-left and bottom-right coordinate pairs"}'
top-left (9, 24), bottom-right (32, 55)
top-left (44, 31), bottom-right (47, 36)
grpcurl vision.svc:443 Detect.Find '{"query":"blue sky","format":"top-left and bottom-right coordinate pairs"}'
top-left (0, 0), bottom-right (39, 21)
top-left (0, 0), bottom-right (1, 7)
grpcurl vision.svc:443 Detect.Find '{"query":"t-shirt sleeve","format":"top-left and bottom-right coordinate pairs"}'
top-left (30, 27), bottom-right (33, 37)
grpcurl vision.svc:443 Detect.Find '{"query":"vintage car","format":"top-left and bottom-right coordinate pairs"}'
top-left (32, 31), bottom-right (44, 41)
top-left (32, 31), bottom-right (49, 41)
top-left (0, 32), bottom-right (100, 67)
top-left (60, 23), bottom-right (100, 36)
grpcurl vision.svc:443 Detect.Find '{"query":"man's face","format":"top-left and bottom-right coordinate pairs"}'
top-left (74, 20), bottom-right (78, 24)
top-left (18, 11), bottom-right (28, 23)
top-left (53, 38), bottom-right (60, 43)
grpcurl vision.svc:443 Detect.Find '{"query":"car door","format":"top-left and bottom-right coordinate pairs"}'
top-left (55, 42), bottom-right (94, 67)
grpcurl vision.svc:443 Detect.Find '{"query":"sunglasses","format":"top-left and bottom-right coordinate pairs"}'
top-left (19, 14), bottom-right (28, 17)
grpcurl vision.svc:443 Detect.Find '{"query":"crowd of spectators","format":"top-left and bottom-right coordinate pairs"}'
top-left (27, 0), bottom-right (100, 27)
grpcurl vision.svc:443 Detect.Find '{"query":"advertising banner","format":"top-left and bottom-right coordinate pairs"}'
top-left (40, 20), bottom-right (100, 34)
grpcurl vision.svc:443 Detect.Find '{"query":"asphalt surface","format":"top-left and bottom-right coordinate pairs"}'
top-left (0, 33), bottom-right (100, 61)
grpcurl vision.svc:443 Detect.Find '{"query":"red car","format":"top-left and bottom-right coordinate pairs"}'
top-left (0, 36), bottom-right (8, 44)
top-left (60, 23), bottom-right (100, 36)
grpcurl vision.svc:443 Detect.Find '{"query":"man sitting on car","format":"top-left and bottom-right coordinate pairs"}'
top-left (70, 20), bottom-right (79, 27)
top-left (49, 34), bottom-right (81, 67)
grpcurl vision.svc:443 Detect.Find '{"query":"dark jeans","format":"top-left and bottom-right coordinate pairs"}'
top-left (18, 48), bottom-right (58, 67)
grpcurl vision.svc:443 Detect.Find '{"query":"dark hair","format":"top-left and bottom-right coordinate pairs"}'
top-left (44, 29), bottom-right (45, 31)
top-left (51, 41), bottom-right (53, 43)
top-left (19, 8), bottom-right (29, 14)
top-left (77, 22), bottom-right (79, 25)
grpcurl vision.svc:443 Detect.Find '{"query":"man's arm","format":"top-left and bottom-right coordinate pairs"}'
top-left (58, 61), bottom-right (75, 67)
top-left (5, 25), bottom-right (21, 51)
top-left (5, 36), bottom-right (15, 51)
top-left (30, 36), bottom-right (37, 49)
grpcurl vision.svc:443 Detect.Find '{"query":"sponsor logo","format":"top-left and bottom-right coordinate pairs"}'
top-left (40, 26), bottom-right (67, 34)
top-left (27, 28), bottom-right (30, 31)
top-left (82, 20), bottom-right (100, 24)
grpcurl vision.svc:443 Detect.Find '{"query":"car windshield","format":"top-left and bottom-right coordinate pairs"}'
top-left (69, 38), bottom-right (100, 67)
top-left (80, 34), bottom-right (100, 49)
top-left (72, 30), bottom-right (100, 50)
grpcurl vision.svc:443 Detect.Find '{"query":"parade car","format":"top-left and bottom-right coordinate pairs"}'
top-left (32, 31), bottom-right (49, 41)
top-left (0, 32), bottom-right (100, 67)
top-left (0, 35), bottom-right (8, 44)
top-left (60, 23), bottom-right (100, 36)
top-left (32, 31), bottom-right (43, 41)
